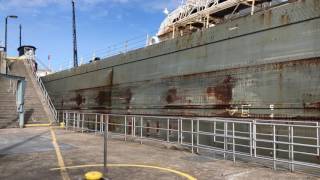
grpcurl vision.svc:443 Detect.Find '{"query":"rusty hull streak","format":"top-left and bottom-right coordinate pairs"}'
top-left (53, 57), bottom-right (320, 120)
top-left (166, 88), bottom-right (181, 104)
top-left (160, 57), bottom-right (320, 82)
top-left (70, 94), bottom-right (85, 107)
top-left (123, 88), bottom-right (132, 104)
top-left (95, 90), bottom-right (112, 106)
top-left (206, 75), bottom-right (234, 104)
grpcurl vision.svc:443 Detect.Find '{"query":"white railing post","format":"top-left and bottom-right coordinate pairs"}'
top-left (81, 113), bottom-right (84, 133)
top-left (140, 116), bottom-right (143, 144)
top-left (73, 113), bottom-right (76, 130)
top-left (106, 114), bottom-right (109, 135)
top-left (232, 122), bottom-right (235, 164)
top-left (253, 120), bottom-right (257, 158)
top-left (273, 124), bottom-right (277, 170)
top-left (133, 116), bottom-right (136, 138)
top-left (100, 114), bottom-right (104, 133)
top-left (317, 122), bottom-right (319, 157)
top-left (131, 116), bottom-right (134, 138)
top-left (77, 113), bottom-right (80, 130)
top-left (63, 111), bottom-right (65, 126)
top-left (124, 115), bottom-right (127, 141)
top-left (95, 114), bottom-right (98, 134)
top-left (196, 119), bottom-right (199, 154)
top-left (191, 119), bottom-right (194, 153)
top-left (249, 122), bottom-right (253, 157)
top-left (224, 121), bottom-right (228, 160)
top-left (213, 121), bottom-right (216, 143)
top-left (290, 126), bottom-right (294, 172)
top-left (178, 118), bottom-right (180, 144)
top-left (167, 118), bottom-right (170, 142)
top-left (180, 118), bottom-right (183, 145)
top-left (66, 112), bottom-right (69, 130)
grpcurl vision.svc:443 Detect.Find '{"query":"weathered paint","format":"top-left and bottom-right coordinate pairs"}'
top-left (43, 0), bottom-right (320, 120)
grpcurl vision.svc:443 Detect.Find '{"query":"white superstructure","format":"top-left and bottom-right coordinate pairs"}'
top-left (156, 0), bottom-right (274, 41)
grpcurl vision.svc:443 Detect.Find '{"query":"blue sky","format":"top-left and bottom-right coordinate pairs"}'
top-left (0, 0), bottom-right (179, 71)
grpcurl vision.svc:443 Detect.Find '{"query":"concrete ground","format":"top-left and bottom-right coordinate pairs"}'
top-left (0, 127), bottom-right (317, 180)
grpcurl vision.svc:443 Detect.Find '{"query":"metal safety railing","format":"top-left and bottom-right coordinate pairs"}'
top-left (24, 55), bottom-right (57, 123)
top-left (62, 111), bottom-right (320, 176)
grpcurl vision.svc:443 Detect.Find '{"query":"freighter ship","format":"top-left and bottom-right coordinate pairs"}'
top-left (42, 0), bottom-right (320, 120)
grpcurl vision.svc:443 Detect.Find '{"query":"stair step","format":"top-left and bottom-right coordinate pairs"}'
top-left (0, 100), bottom-right (16, 103)
top-left (0, 97), bottom-right (15, 100)
top-left (0, 114), bottom-right (17, 117)
top-left (24, 114), bottom-right (48, 118)
top-left (0, 109), bottom-right (17, 113)
top-left (0, 106), bottom-right (17, 110)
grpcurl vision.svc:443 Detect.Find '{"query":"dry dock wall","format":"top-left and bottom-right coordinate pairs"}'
top-left (43, 0), bottom-right (320, 120)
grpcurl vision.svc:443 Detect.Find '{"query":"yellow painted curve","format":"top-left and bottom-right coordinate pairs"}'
top-left (51, 163), bottom-right (197, 180)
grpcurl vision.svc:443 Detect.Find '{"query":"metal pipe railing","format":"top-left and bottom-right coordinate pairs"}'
top-left (61, 110), bottom-right (320, 176)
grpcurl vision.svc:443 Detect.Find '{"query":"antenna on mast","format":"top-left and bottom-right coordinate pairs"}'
top-left (72, 0), bottom-right (78, 67)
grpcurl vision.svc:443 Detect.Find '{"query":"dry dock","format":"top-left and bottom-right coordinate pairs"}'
top-left (0, 127), bottom-right (317, 180)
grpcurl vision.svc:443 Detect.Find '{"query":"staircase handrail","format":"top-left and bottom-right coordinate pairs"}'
top-left (24, 55), bottom-right (58, 123)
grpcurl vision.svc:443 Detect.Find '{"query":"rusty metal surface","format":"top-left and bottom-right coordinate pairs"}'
top-left (42, 0), bottom-right (320, 120)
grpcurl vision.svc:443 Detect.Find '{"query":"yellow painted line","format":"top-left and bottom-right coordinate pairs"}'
top-left (49, 127), bottom-right (71, 180)
top-left (50, 163), bottom-right (197, 180)
top-left (25, 123), bottom-right (51, 127)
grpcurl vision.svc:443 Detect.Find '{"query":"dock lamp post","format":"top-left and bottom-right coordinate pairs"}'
top-left (4, 15), bottom-right (18, 53)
